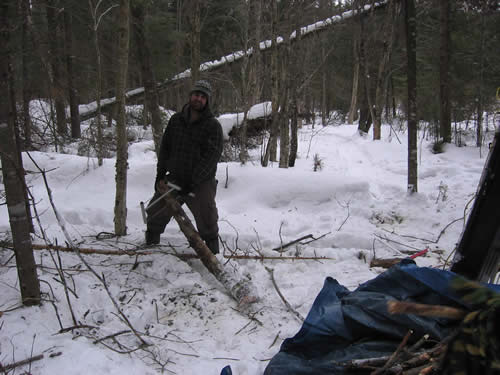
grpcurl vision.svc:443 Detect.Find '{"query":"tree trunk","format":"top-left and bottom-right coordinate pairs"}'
top-left (21, 0), bottom-right (32, 149)
top-left (114, 0), bottom-right (130, 236)
top-left (131, 2), bottom-right (163, 155)
top-left (188, 0), bottom-right (201, 84)
top-left (0, 1), bottom-right (40, 305)
top-left (162, 194), bottom-right (259, 308)
top-left (88, 0), bottom-right (107, 166)
top-left (278, 11), bottom-right (291, 169)
top-left (45, 0), bottom-right (67, 136)
top-left (289, 10), bottom-right (302, 168)
top-left (439, 0), bottom-right (451, 143)
top-left (476, 8), bottom-right (486, 148)
top-left (348, 38), bottom-right (360, 124)
top-left (262, 0), bottom-right (279, 167)
top-left (64, 7), bottom-right (80, 139)
top-left (359, 14), bottom-right (376, 137)
top-left (405, 0), bottom-right (418, 193)
top-left (373, 0), bottom-right (399, 140)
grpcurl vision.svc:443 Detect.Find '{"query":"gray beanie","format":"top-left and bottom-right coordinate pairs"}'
top-left (190, 79), bottom-right (212, 100)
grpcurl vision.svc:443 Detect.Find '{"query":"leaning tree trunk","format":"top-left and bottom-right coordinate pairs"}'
top-left (162, 194), bottom-right (259, 308)
top-left (0, 1), bottom-right (40, 305)
top-left (114, 0), bottom-right (130, 236)
top-left (64, 7), bottom-right (81, 139)
top-left (439, 0), bottom-right (451, 143)
top-left (405, 0), bottom-right (418, 193)
top-left (131, 2), bottom-right (163, 155)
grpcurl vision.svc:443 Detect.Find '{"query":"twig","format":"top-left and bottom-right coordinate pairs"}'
top-left (371, 329), bottom-right (413, 375)
top-left (31, 159), bottom-right (149, 347)
top-left (272, 232), bottom-right (330, 251)
top-left (265, 267), bottom-right (304, 322)
top-left (93, 330), bottom-right (131, 344)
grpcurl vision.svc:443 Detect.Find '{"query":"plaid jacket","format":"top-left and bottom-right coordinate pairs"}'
top-left (155, 103), bottom-right (223, 191)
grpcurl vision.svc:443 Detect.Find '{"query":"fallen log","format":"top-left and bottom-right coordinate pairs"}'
top-left (162, 193), bottom-right (259, 309)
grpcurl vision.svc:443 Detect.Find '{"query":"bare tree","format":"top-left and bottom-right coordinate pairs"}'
top-left (114, 0), bottom-right (130, 236)
top-left (405, 0), bottom-right (418, 193)
top-left (372, 0), bottom-right (400, 140)
top-left (262, 0), bottom-right (280, 167)
top-left (89, 0), bottom-right (118, 166)
top-left (439, 0), bottom-right (451, 143)
top-left (20, 0), bottom-right (32, 149)
top-left (63, 4), bottom-right (81, 139)
top-left (44, 0), bottom-right (67, 136)
top-left (187, 0), bottom-right (201, 84)
top-left (131, 0), bottom-right (163, 155)
top-left (0, 0), bottom-right (40, 305)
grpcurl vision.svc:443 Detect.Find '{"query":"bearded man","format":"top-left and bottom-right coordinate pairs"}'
top-left (145, 79), bottom-right (223, 254)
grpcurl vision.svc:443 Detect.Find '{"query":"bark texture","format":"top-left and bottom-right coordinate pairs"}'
top-left (0, 0), bottom-right (40, 305)
top-left (162, 194), bottom-right (259, 308)
top-left (114, 0), bottom-right (130, 236)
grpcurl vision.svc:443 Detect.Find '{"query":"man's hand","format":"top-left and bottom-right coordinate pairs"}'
top-left (155, 178), bottom-right (168, 193)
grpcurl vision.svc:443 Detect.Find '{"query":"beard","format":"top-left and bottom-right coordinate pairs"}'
top-left (189, 97), bottom-right (206, 112)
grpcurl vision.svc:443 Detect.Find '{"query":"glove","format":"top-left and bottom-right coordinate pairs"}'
top-left (154, 175), bottom-right (168, 193)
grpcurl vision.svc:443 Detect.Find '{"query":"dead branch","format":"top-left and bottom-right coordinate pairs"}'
top-left (265, 267), bottom-right (304, 322)
top-left (371, 329), bottom-right (413, 375)
top-left (31, 158), bottom-right (149, 348)
top-left (0, 354), bottom-right (44, 372)
top-left (93, 329), bottom-right (131, 344)
top-left (387, 301), bottom-right (467, 320)
top-left (370, 258), bottom-right (404, 268)
top-left (272, 232), bottom-right (330, 251)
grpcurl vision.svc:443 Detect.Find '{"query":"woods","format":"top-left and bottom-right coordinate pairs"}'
top-left (0, 0), bottom-right (499, 331)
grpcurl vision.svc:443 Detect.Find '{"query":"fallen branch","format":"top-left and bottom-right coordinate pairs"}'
top-left (265, 267), bottom-right (304, 322)
top-left (0, 354), bottom-right (44, 372)
top-left (4, 243), bottom-right (339, 261)
top-left (272, 232), bottom-right (330, 251)
top-left (371, 329), bottom-right (413, 375)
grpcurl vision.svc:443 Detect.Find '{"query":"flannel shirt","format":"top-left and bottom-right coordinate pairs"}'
top-left (155, 103), bottom-right (223, 191)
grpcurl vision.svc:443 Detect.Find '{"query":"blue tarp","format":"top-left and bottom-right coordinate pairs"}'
top-left (263, 260), bottom-right (500, 375)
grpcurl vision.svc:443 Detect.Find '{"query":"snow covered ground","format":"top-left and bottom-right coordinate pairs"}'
top-left (0, 112), bottom-right (493, 374)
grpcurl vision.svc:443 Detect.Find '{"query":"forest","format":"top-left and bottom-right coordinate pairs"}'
top-left (1, 0), bottom-right (500, 303)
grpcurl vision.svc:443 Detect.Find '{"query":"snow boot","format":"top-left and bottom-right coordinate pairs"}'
top-left (205, 237), bottom-right (219, 255)
top-left (145, 230), bottom-right (160, 245)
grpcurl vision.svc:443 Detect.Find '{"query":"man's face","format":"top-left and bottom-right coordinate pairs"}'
top-left (189, 91), bottom-right (208, 111)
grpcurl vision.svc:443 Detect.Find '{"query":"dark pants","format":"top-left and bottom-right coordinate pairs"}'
top-left (146, 178), bottom-right (219, 243)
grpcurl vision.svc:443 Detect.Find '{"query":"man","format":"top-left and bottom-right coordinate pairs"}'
top-left (145, 79), bottom-right (223, 254)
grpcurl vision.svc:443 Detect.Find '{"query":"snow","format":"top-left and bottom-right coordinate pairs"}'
top-left (0, 111), bottom-right (494, 375)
